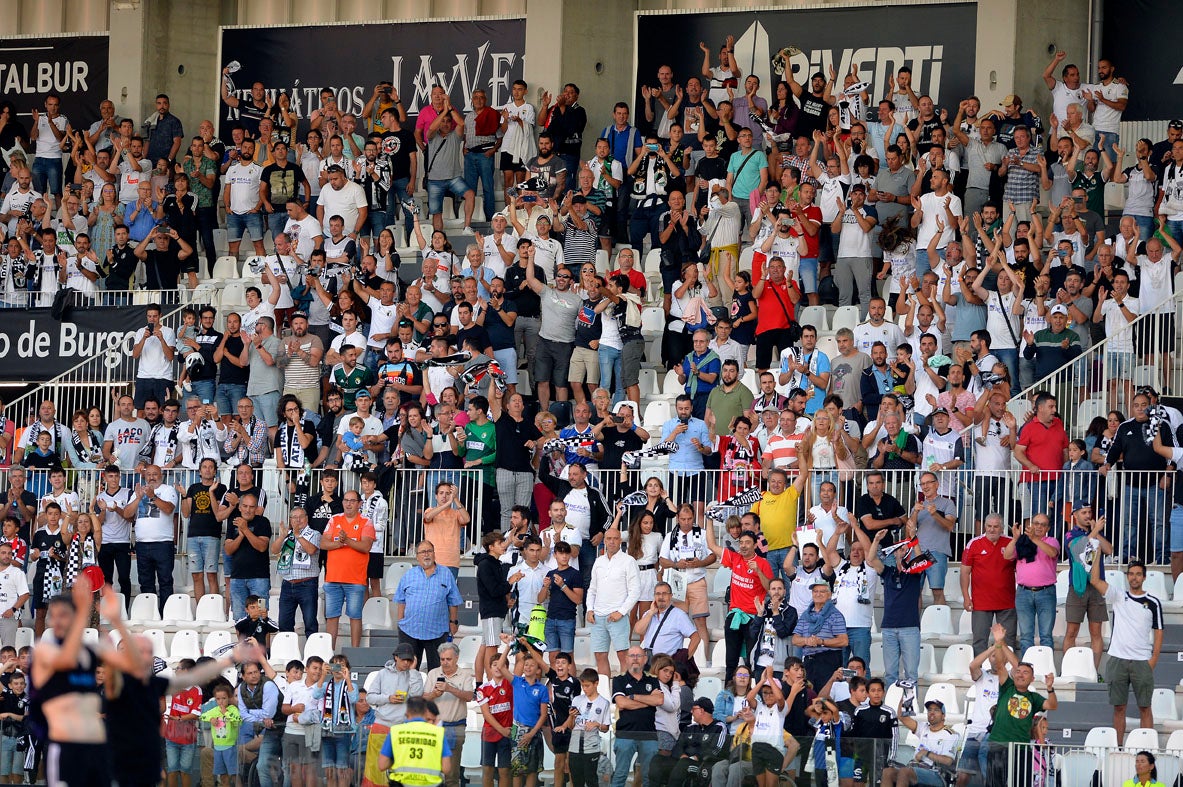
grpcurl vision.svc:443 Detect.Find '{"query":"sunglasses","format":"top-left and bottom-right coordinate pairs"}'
top-left (556, 274), bottom-right (572, 280)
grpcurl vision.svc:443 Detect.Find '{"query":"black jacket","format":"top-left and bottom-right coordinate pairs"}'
top-left (475, 552), bottom-right (512, 618)
top-left (744, 596), bottom-right (798, 663)
top-left (670, 719), bottom-right (728, 761)
top-left (539, 460), bottom-right (612, 541)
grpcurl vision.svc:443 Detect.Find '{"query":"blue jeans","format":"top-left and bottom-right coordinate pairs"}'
top-left (464, 149), bottom-right (496, 221)
top-left (766, 547), bottom-right (791, 583)
top-left (165, 740), bottom-right (197, 773)
top-left (1123, 483), bottom-right (1167, 563)
top-left (799, 257), bottom-right (819, 294)
top-left (1027, 479), bottom-right (1060, 521)
top-left (881, 626), bottom-right (920, 686)
top-left (1016, 585), bottom-right (1056, 654)
top-left (189, 379), bottom-right (216, 405)
top-left (612, 738), bottom-right (658, 787)
top-left (1168, 220), bottom-right (1183, 247)
top-left (250, 390), bottom-right (281, 427)
top-left (268, 211), bottom-right (290, 242)
top-left (1172, 504), bottom-right (1183, 555)
top-left (230, 577), bottom-right (271, 621)
top-left (845, 626), bottom-right (871, 668)
top-left (544, 616), bottom-right (576, 653)
top-left (387, 177), bottom-right (415, 242)
top-left (598, 344), bottom-right (623, 399)
top-left (1127, 214), bottom-right (1155, 242)
top-left (32, 156), bottom-right (63, 196)
top-left (255, 730), bottom-right (282, 787)
top-left (136, 541), bottom-right (175, 612)
top-left (216, 382), bottom-right (247, 415)
top-left (427, 177), bottom-right (470, 216)
top-left (993, 347), bottom-right (1019, 396)
top-left (278, 578), bottom-right (319, 633)
top-left (1096, 132), bottom-right (1119, 166)
top-left (628, 203), bottom-right (663, 249)
top-left (365, 206), bottom-right (389, 240)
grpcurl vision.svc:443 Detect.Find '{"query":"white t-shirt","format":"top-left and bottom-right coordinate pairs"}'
top-left (366, 295), bottom-right (400, 349)
top-left (260, 255), bottom-right (298, 309)
top-left (283, 215), bottom-right (324, 260)
top-left (134, 325), bottom-right (176, 380)
top-left (836, 207), bottom-right (874, 258)
top-left (1100, 297), bottom-right (1139, 353)
top-left (318, 181), bottom-right (368, 232)
top-left (1, 187), bottom-right (41, 234)
top-left (831, 560), bottom-right (879, 629)
top-left (33, 114), bottom-right (69, 158)
top-left (984, 291), bottom-right (1020, 350)
top-left (481, 233), bottom-right (517, 279)
top-left (541, 525), bottom-right (581, 571)
top-left (94, 487), bottom-right (134, 543)
top-left (965, 670), bottom-right (1000, 735)
top-left (751, 701), bottom-right (788, 748)
top-left (240, 302), bottom-right (277, 338)
top-left (135, 484), bottom-right (180, 543)
top-left (660, 527), bottom-right (710, 584)
top-left (1050, 80), bottom-right (1085, 124)
top-left (283, 679), bottom-right (316, 736)
top-left (853, 321), bottom-right (905, 356)
top-left (225, 162), bottom-right (264, 214)
top-left (1105, 583), bottom-right (1163, 662)
top-left (915, 721), bottom-right (959, 760)
top-left (1136, 252), bottom-right (1175, 314)
top-left (1089, 80), bottom-right (1128, 133)
top-left (117, 159), bottom-right (152, 204)
top-left (0, 565), bottom-right (29, 615)
top-left (916, 191), bottom-right (962, 249)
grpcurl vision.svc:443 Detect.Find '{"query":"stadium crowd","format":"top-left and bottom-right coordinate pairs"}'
top-left (0, 30), bottom-right (1180, 787)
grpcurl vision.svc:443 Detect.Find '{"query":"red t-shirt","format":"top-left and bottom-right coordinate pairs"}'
top-left (611, 268), bottom-right (647, 294)
top-left (164, 686), bottom-right (203, 745)
top-left (1016, 417), bottom-right (1069, 482)
top-left (960, 534), bottom-right (1016, 611)
top-left (477, 679), bottom-right (514, 742)
top-left (723, 549), bottom-right (773, 614)
top-left (797, 204), bottom-right (822, 259)
top-left (751, 254), bottom-right (798, 331)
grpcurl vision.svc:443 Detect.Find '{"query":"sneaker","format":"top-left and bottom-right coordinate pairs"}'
top-left (182, 380), bottom-right (192, 392)
top-left (462, 226), bottom-right (475, 235)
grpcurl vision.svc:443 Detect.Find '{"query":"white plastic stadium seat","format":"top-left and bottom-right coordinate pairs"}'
top-left (1020, 646), bottom-right (1057, 680)
top-left (1124, 727), bottom-right (1159, 750)
top-left (362, 597), bottom-right (392, 629)
top-left (919, 605), bottom-right (953, 642)
top-left (169, 630), bottom-right (202, 664)
top-left (303, 632), bottom-right (334, 663)
top-left (129, 594), bottom-right (161, 624)
top-left (797, 305), bottom-right (829, 334)
top-left (931, 644), bottom-right (974, 684)
top-left (195, 594), bottom-right (229, 627)
top-left (831, 305), bottom-right (860, 333)
top-left (212, 256), bottom-right (240, 279)
top-left (269, 632), bottom-right (302, 667)
top-left (161, 594), bottom-right (196, 628)
top-left (203, 630), bottom-right (235, 658)
top-left (1058, 647), bottom-right (1099, 684)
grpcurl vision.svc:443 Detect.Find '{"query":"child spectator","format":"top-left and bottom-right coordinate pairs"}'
top-left (234, 595), bottom-right (279, 649)
top-left (1062, 438), bottom-right (1098, 521)
top-left (164, 658), bottom-right (202, 787)
top-left (200, 684), bottom-right (242, 787)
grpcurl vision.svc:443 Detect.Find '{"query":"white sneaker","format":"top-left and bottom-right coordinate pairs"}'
top-left (462, 226), bottom-right (475, 235)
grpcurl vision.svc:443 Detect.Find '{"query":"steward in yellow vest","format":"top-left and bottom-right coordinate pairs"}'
top-left (378, 697), bottom-right (454, 786)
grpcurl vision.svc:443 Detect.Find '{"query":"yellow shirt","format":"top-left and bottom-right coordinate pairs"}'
top-left (753, 487), bottom-right (799, 550)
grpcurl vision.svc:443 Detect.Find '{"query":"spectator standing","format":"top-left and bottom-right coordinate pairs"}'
top-left (120, 464), bottom-right (178, 613)
top-left (93, 465), bottom-right (134, 598)
top-left (323, 491), bottom-right (376, 649)
top-left (1014, 392), bottom-right (1068, 524)
top-left (658, 505), bottom-right (717, 665)
top-left (424, 641), bottom-right (476, 787)
top-left (246, 317), bottom-right (283, 430)
top-left (986, 626), bottom-right (1056, 777)
top-left (271, 506), bottom-right (321, 634)
top-left (223, 138), bottom-right (266, 258)
top-left (0, 543), bottom-right (28, 647)
top-left (1089, 556), bottom-right (1163, 743)
top-left (364, 643), bottom-right (427, 784)
top-left (1003, 513), bottom-right (1059, 655)
top-left (586, 529), bottom-right (640, 677)
top-left (131, 306), bottom-right (176, 412)
top-left (1103, 393), bottom-right (1169, 563)
top-left (611, 645), bottom-right (663, 787)
top-left (180, 457), bottom-right (226, 599)
top-left (395, 540), bottom-right (463, 671)
top-left (859, 520), bottom-right (924, 685)
top-left (225, 492), bottom-right (272, 620)
top-left (961, 513), bottom-right (1017, 654)
top-left (791, 578), bottom-right (848, 688)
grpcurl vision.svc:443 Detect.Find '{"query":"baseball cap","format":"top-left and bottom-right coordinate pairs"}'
top-left (571, 195), bottom-right (588, 204)
top-left (692, 697), bottom-right (715, 714)
top-left (932, 407), bottom-right (950, 416)
top-left (324, 164), bottom-right (346, 174)
top-left (925, 699), bottom-right (946, 712)
top-left (1000, 94), bottom-right (1021, 107)
top-left (809, 577), bottom-right (831, 588)
top-left (290, 310), bottom-right (308, 321)
top-left (354, 388), bottom-right (372, 399)
top-left (1072, 501), bottom-right (1093, 513)
top-left (1170, 120), bottom-right (1183, 131)
top-left (393, 643), bottom-right (415, 660)
top-left (1049, 304), bottom-right (1069, 316)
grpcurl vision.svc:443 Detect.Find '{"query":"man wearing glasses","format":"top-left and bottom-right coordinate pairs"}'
top-left (394, 540), bottom-right (463, 670)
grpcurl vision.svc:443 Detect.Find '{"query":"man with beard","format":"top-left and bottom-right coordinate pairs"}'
top-left (279, 313), bottom-right (324, 414)
top-left (351, 140), bottom-right (391, 242)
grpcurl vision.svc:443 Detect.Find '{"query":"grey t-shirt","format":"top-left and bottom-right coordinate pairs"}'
top-left (829, 351), bottom-right (872, 410)
top-left (874, 166), bottom-right (916, 224)
top-left (1070, 294), bottom-right (1094, 349)
top-left (539, 286), bottom-right (581, 343)
top-left (916, 495), bottom-right (958, 557)
top-left (247, 335), bottom-right (283, 396)
top-left (103, 418), bottom-right (150, 470)
top-left (426, 131), bottom-right (464, 182)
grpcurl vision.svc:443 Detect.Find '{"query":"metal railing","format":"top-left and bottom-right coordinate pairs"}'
top-left (1002, 740), bottom-right (1183, 787)
top-left (2, 463), bottom-right (1170, 566)
top-left (1, 292), bottom-right (188, 427)
top-left (1010, 290), bottom-right (1183, 430)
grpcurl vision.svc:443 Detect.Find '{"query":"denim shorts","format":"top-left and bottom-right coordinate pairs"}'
top-left (165, 740), bottom-right (197, 773)
top-left (188, 536), bottom-right (221, 575)
top-left (493, 348), bottom-right (519, 384)
top-left (321, 734), bottom-right (354, 769)
top-left (1105, 350), bottom-right (1134, 378)
top-left (324, 581), bottom-right (366, 619)
top-left (227, 211), bottom-right (264, 242)
top-left (545, 616), bottom-right (576, 653)
top-left (1172, 504), bottom-right (1183, 554)
top-left (924, 551), bottom-right (950, 590)
top-left (213, 746), bottom-right (238, 776)
top-left (799, 257), bottom-right (819, 294)
top-left (0, 736), bottom-right (21, 777)
top-left (427, 177), bottom-right (470, 215)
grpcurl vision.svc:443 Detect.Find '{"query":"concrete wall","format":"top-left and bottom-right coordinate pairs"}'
top-left (1012, 0), bottom-right (1091, 123)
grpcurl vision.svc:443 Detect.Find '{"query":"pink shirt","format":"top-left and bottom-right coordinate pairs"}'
top-left (1015, 535), bottom-right (1060, 588)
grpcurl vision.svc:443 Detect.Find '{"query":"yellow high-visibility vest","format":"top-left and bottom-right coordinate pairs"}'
top-left (386, 720), bottom-right (445, 786)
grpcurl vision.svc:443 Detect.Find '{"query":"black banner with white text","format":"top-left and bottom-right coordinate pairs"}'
top-left (218, 18), bottom-right (526, 139)
top-left (0, 303), bottom-right (148, 383)
top-left (0, 34), bottom-right (110, 130)
top-left (635, 3), bottom-right (977, 130)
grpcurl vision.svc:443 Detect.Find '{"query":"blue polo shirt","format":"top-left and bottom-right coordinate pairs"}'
top-left (512, 675), bottom-right (549, 727)
top-left (661, 417), bottom-right (711, 472)
top-left (394, 565), bottom-right (464, 641)
top-left (794, 602), bottom-right (848, 658)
